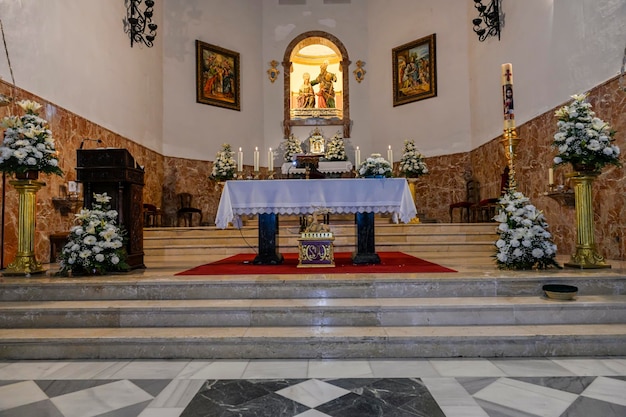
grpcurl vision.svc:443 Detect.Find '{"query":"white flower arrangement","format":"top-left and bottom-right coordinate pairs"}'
top-left (0, 100), bottom-right (63, 177)
top-left (57, 193), bottom-right (129, 276)
top-left (552, 93), bottom-right (620, 171)
top-left (494, 190), bottom-right (560, 270)
top-left (358, 153), bottom-right (393, 178)
top-left (324, 133), bottom-right (347, 161)
top-left (210, 143), bottom-right (236, 181)
top-left (283, 133), bottom-right (303, 162)
top-left (399, 139), bottom-right (428, 178)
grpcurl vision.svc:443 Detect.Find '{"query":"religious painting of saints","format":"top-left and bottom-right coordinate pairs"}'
top-left (195, 40), bottom-right (241, 111)
top-left (392, 33), bottom-right (437, 107)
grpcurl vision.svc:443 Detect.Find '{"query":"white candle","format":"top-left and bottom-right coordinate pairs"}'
top-left (549, 168), bottom-right (554, 185)
top-left (237, 147), bottom-right (243, 172)
top-left (253, 146), bottom-right (260, 172)
top-left (268, 147), bottom-right (274, 171)
top-left (355, 146), bottom-right (361, 167)
top-left (387, 145), bottom-right (393, 163)
top-left (502, 63), bottom-right (515, 129)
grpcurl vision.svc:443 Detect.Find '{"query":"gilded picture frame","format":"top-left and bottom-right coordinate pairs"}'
top-left (392, 33), bottom-right (437, 107)
top-left (196, 40), bottom-right (241, 111)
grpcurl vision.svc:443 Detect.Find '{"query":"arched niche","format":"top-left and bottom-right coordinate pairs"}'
top-left (283, 31), bottom-right (351, 138)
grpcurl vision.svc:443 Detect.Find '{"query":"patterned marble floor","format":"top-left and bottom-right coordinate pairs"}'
top-left (1, 358), bottom-right (626, 417)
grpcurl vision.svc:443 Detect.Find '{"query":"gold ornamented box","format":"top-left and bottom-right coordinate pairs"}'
top-left (297, 233), bottom-right (335, 268)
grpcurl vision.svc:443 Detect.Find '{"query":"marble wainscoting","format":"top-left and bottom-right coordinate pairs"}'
top-left (0, 81), bottom-right (164, 266)
top-left (2, 76), bottom-right (626, 264)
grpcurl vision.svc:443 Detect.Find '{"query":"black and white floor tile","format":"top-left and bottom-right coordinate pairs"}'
top-left (0, 358), bottom-right (625, 417)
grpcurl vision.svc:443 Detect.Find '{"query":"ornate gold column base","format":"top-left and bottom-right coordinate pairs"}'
top-left (564, 248), bottom-right (610, 269)
top-left (3, 179), bottom-right (46, 276)
top-left (564, 170), bottom-right (610, 269)
top-left (407, 178), bottom-right (421, 224)
top-left (4, 255), bottom-right (45, 276)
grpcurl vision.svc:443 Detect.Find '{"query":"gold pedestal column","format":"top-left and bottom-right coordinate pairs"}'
top-left (406, 178), bottom-right (421, 224)
top-left (3, 179), bottom-right (46, 275)
top-left (564, 170), bottom-right (610, 269)
top-left (499, 127), bottom-right (520, 191)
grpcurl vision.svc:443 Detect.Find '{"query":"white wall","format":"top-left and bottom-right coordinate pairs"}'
top-left (161, 0), bottom-right (263, 163)
top-left (0, 0), bottom-right (163, 152)
top-left (261, 0), bottom-right (369, 162)
top-left (1, 1), bottom-right (623, 163)
top-left (468, 0), bottom-right (626, 150)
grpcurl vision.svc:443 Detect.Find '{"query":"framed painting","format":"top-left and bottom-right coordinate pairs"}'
top-left (196, 40), bottom-right (240, 111)
top-left (392, 33), bottom-right (437, 107)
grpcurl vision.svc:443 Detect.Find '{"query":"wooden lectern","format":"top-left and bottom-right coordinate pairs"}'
top-left (76, 148), bottom-right (145, 269)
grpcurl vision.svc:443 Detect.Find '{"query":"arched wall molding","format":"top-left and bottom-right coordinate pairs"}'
top-left (282, 30), bottom-right (351, 138)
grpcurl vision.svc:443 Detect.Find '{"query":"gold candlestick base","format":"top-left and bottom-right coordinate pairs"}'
top-left (407, 178), bottom-right (421, 224)
top-left (3, 179), bottom-right (46, 276)
top-left (500, 127), bottom-right (520, 191)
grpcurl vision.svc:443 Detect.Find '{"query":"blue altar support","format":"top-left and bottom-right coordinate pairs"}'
top-left (215, 178), bottom-right (416, 264)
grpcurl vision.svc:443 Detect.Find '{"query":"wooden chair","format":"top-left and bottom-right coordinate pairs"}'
top-left (143, 203), bottom-right (163, 227)
top-left (474, 166), bottom-right (510, 222)
top-left (449, 179), bottom-right (479, 222)
top-left (176, 193), bottom-right (203, 227)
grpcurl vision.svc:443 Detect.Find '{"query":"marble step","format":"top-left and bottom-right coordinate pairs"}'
top-left (2, 274), bottom-right (625, 301)
top-left (1, 295), bottom-right (625, 328)
top-left (2, 324), bottom-right (626, 359)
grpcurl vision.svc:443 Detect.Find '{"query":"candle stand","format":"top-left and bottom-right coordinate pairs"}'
top-left (406, 178), bottom-right (421, 224)
top-left (3, 179), bottom-right (46, 276)
top-left (499, 127), bottom-right (520, 190)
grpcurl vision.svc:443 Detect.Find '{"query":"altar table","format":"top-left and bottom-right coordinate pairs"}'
top-left (215, 178), bottom-right (416, 264)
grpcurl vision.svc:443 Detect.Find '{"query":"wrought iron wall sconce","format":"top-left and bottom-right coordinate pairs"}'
top-left (124, 0), bottom-right (158, 47)
top-left (267, 60), bottom-right (280, 83)
top-left (353, 60), bottom-right (366, 83)
top-left (472, 0), bottom-right (501, 42)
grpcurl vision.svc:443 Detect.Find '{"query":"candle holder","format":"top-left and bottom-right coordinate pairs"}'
top-left (236, 171), bottom-right (244, 180)
top-left (253, 171), bottom-right (260, 180)
top-left (500, 127), bottom-right (520, 191)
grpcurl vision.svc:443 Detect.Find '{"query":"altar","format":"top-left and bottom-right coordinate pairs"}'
top-left (215, 178), bottom-right (416, 264)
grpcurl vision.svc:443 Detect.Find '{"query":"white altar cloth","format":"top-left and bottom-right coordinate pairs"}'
top-left (281, 161), bottom-right (353, 175)
top-left (215, 178), bottom-right (416, 229)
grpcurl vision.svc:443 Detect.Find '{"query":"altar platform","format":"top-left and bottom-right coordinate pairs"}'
top-left (1, 221), bottom-right (626, 360)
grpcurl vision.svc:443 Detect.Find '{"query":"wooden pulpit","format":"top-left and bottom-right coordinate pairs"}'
top-left (76, 148), bottom-right (145, 269)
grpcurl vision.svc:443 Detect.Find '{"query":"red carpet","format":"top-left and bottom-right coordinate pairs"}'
top-left (176, 252), bottom-right (456, 275)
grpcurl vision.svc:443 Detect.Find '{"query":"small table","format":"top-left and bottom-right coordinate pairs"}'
top-left (215, 178), bottom-right (416, 264)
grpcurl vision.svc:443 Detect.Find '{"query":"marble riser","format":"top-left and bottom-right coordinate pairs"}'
top-left (1, 325), bottom-right (626, 359)
top-left (143, 233), bottom-right (496, 248)
top-left (1, 296), bottom-right (625, 328)
top-left (2, 276), bottom-right (625, 301)
top-left (143, 243), bottom-right (495, 257)
top-left (144, 224), bottom-right (497, 239)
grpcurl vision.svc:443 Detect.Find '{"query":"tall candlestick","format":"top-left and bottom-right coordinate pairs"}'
top-left (548, 168), bottom-right (554, 185)
top-left (268, 147), bottom-right (274, 171)
top-left (502, 63), bottom-right (515, 130)
top-left (355, 146), bottom-right (361, 167)
top-left (237, 147), bottom-right (243, 172)
top-left (387, 145), bottom-right (393, 163)
top-left (253, 146), bottom-right (260, 172)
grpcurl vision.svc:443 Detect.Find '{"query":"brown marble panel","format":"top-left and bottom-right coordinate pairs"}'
top-left (2, 75), bottom-right (625, 264)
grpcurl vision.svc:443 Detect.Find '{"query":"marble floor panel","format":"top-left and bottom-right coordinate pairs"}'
top-left (1, 358), bottom-right (626, 417)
